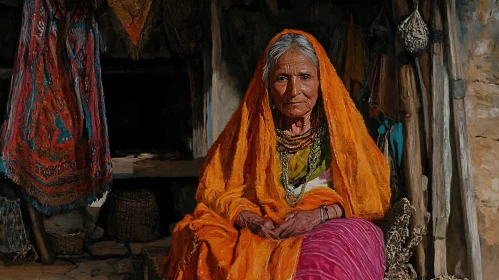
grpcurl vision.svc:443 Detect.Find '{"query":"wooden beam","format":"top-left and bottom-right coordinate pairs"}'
top-left (430, 1), bottom-right (451, 276)
top-left (210, 0), bottom-right (222, 144)
top-left (443, 0), bottom-right (483, 279)
top-left (414, 57), bottom-right (431, 160)
top-left (400, 64), bottom-right (428, 279)
top-left (443, 0), bottom-right (464, 81)
top-left (112, 157), bottom-right (204, 179)
top-left (26, 203), bottom-right (55, 265)
top-left (187, 57), bottom-right (208, 159)
top-left (392, 0), bottom-right (428, 278)
top-left (417, 0), bottom-right (432, 160)
top-left (209, 0), bottom-right (243, 145)
top-left (188, 0), bottom-right (213, 159)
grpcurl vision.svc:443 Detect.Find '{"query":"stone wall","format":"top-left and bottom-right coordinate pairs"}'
top-left (457, 0), bottom-right (499, 278)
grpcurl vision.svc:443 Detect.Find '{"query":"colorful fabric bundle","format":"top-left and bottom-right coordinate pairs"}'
top-left (0, 0), bottom-right (112, 215)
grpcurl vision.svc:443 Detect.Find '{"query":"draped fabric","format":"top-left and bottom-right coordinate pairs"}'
top-left (0, 0), bottom-right (112, 215)
top-left (108, 0), bottom-right (155, 45)
top-left (337, 17), bottom-right (367, 100)
top-left (107, 0), bottom-right (158, 59)
top-left (295, 218), bottom-right (386, 280)
top-left (162, 29), bottom-right (391, 279)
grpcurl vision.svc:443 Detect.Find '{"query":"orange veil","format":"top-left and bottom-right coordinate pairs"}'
top-left (163, 29), bottom-right (390, 280)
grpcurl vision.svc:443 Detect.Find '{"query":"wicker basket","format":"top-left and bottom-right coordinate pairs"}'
top-left (48, 230), bottom-right (86, 255)
top-left (107, 188), bottom-right (160, 242)
top-left (43, 210), bottom-right (86, 255)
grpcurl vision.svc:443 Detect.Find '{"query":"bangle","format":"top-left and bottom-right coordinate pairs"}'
top-left (332, 204), bottom-right (341, 218)
top-left (319, 205), bottom-right (328, 223)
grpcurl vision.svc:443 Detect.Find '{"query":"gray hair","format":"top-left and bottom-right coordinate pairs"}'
top-left (262, 33), bottom-right (319, 89)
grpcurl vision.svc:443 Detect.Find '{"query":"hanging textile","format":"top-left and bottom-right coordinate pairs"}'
top-left (0, 0), bottom-right (112, 215)
top-left (107, 0), bottom-right (159, 59)
top-left (366, 11), bottom-right (407, 121)
top-left (368, 54), bottom-right (408, 121)
top-left (377, 120), bottom-right (404, 203)
top-left (0, 196), bottom-right (37, 260)
top-left (337, 16), bottom-right (367, 99)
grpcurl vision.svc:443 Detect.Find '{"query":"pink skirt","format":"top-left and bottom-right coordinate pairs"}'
top-left (295, 218), bottom-right (386, 280)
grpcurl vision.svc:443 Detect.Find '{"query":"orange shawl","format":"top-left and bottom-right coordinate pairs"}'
top-left (163, 29), bottom-right (391, 280)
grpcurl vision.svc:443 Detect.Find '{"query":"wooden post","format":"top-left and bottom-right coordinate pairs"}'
top-left (400, 64), bottom-right (428, 279)
top-left (188, 2), bottom-right (212, 159)
top-left (442, 1), bottom-right (483, 279)
top-left (209, 0), bottom-right (242, 145)
top-left (430, 1), bottom-right (451, 276)
top-left (26, 203), bottom-right (55, 264)
top-left (210, 0), bottom-right (222, 144)
top-left (416, 0), bottom-right (433, 161)
top-left (187, 57), bottom-right (208, 159)
top-left (392, 0), bottom-right (428, 278)
top-left (414, 58), bottom-right (431, 160)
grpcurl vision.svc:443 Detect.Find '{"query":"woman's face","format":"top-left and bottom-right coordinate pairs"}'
top-left (269, 48), bottom-right (320, 119)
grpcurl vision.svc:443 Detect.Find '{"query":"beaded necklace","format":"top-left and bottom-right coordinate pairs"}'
top-left (275, 126), bottom-right (316, 154)
top-left (276, 123), bottom-right (326, 206)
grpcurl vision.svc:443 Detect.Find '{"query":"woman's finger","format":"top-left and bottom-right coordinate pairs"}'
top-left (274, 218), bottom-right (295, 236)
top-left (263, 220), bottom-right (276, 230)
top-left (284, 211), bottom-right (297, 221)
top-left (279, 221), bottom-right (297, 238)
top-left (265, 228), bottom-right (279, 239)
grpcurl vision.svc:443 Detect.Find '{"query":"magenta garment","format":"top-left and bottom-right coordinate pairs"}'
top-left (295, 218), bottom-right (386, 280)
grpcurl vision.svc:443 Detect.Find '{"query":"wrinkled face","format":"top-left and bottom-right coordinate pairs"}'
top-left (269, 48), bottom-right (320, 119)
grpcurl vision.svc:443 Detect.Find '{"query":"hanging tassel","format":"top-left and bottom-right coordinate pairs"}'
top-left (397, 0), bottom-right (429, 53)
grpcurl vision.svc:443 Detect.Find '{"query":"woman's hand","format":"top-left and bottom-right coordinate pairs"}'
top-left (273, 204), bottom-right (343, 238)
top-left (273, 209), bottom-right (322, 238)
top-left (236, 211), bottom-right (279, 239)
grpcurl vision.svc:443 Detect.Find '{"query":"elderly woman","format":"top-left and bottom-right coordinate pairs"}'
top-left (163, 30), bottom-right (391, 279)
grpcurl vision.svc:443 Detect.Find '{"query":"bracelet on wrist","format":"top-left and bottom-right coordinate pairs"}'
top-left (332, 204), bottom-right (342, 218)
top-left (319, 205), bottom-right (328, 223)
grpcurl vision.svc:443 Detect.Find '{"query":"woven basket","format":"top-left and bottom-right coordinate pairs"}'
top-left (107, 188), bottom-right (160, 242)
top-left (43, 210), bottom-right (86, 255)
top-left (48, 230), bottom-right (86, 255)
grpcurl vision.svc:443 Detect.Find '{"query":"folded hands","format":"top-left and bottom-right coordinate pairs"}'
top-left (236, 204), bottom-right (343, 239)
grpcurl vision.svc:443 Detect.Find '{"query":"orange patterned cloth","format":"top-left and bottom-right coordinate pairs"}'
top-left (108, 0), bottom-right (154, 45)
top-left (162, 29), bottom-right (391, 279)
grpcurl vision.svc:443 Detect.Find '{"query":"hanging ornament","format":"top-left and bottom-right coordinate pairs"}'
top-left (397, 0), bottom-right (429, 54)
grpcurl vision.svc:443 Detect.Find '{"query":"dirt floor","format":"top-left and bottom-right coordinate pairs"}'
top-left (0, 238), bottom-right (171, 280)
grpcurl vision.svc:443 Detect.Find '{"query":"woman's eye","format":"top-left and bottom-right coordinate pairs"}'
top-left (276, 76), bottom-right (287, 81)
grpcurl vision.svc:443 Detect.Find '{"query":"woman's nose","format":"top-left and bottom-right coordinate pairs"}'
top-left (288, 77), bottom-right (300, 96)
